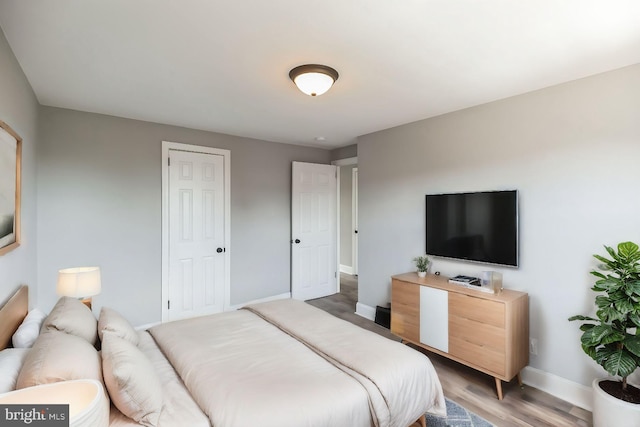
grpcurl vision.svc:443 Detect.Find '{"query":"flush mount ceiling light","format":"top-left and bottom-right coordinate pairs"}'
top-left (289, 64), bottom-right (339, 97)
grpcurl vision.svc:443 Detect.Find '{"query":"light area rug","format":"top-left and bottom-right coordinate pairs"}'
top-left (425, 398), bottom-right (494, 427)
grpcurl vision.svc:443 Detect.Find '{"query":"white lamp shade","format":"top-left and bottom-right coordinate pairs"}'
top-left (293, 72), bottom-right (335, 96)
top-left (57, 267), bottom-right (102, 298)
top-left (0, 379), bottom-right (109, 427)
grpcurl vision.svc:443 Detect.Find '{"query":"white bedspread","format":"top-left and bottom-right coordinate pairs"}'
top-left (149, 299), bottom-right (445, 427)
top-left (245, 299), bottom-right (446, 426)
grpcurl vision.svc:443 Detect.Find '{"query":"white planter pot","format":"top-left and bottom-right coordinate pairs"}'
top-left (417, 271), bottom-right (427, 278)
top-left (592, 378), bottom-right (640, 427)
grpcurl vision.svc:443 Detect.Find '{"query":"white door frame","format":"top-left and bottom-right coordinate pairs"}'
top-left (161, 141), bottom-right (231, 322)
top-left (352, 167), bottom-right (358, 275)
top-left (331, 156), bottom-right (358, 287)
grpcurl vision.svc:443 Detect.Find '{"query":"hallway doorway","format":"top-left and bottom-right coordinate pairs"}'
top-left (330, 156), bottom-right (358, 303)
top-left (338, 272), bottom-right (357, 306)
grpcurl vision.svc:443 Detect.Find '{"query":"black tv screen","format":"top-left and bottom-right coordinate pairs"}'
top-left (426, 190), bottom-right (518, 267)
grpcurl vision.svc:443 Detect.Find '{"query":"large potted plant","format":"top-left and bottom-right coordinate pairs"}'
top-left (569, 241), bottom-right (640, 427)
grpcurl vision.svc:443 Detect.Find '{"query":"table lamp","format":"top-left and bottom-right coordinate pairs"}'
top-left (56, 267), bottom-right (101, 309)
top-left (0, 379), bottom-right (109, 427)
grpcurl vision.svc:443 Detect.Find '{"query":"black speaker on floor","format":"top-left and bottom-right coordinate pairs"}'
top-left (375, 305), bottom-right (391, 329)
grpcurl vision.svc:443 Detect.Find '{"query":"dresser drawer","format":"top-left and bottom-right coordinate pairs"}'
top-left (449, 292), bottom-right (505, 328)
top-left (392, 280), bottom-right (419, 307)
top-left (391, 280), bottom-right (420, 343)
top-left (449, 335), bottom-right (506, 376)
top-left (449, 314), bottom-right (505, 354)
top-left (391, 311), bottom-right (419, 343)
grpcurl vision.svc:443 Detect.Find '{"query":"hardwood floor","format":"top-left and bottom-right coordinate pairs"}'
top-left (308, 273), bottom-right (592, 427)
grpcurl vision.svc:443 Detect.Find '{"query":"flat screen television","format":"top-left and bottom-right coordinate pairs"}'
top-left (425, 190), bottom-right (518, 267)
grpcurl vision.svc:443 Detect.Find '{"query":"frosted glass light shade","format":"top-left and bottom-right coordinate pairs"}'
top-left (289, 64), bottom-right (339, 97)
top-left (293, 72), bottom-right (334, 96)
top-left (57, 267), bottom-right (102, 298)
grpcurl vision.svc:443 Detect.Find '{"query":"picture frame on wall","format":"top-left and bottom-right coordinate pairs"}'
top-left (0, 120), bottom-right (22, 256)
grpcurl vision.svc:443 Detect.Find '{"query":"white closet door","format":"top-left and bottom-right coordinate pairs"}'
top-left (168, 150), bottom-right (225, 320)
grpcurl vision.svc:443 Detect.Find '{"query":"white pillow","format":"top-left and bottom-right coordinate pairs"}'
top-left (12, 308), bottom-right (47, 348)
top-left (0, 348), bottom-right (29, 393)
top-left (98, 307), bottom-right (139, 345)
top-left (102, 333), bottom-right (162, 427)
top-left (41, 296), bottom-right (98, 345)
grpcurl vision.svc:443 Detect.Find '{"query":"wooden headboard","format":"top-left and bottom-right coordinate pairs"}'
top-left (0, 285), bottom-right (28, 350)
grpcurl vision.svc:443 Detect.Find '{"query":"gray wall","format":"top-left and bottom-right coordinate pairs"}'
top-left (340, 164), bottom-right (357, 268)
top-left (37, 107), bottom-right (330, 325)
top-left (0, 28), bottom-right (39, 307)
top-left (330, 144), bottom-right (357, 161)
top-left (357, 64), bottom-right (640, 387)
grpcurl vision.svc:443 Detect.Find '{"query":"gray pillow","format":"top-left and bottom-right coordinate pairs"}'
top-left (98, 307), bottom-right (139, 345)
top-left (41, 297), bottom-right (98, 345)
top-left (16, 330), bottom-right (103, 389)
top-left (102, 332), bottom-right (162, 427)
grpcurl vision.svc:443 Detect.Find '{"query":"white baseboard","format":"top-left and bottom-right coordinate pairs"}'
top-left (521, 366), bottom-right (592, 411)
top-left (228, 292), bottom-right (291, 311)
top-left (355, 302), bottom-right (376, 321)
top-left (135, 321), bottom-right (161, 331)
top-left (340, 264), bottom-right (354, 275)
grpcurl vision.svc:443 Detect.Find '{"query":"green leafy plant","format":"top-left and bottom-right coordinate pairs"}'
top-left (413, 255), bottom-right (430, 273)
top-left (569, 241), bottom-right (640, 395)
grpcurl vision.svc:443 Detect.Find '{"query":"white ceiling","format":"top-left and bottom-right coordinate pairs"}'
top-left (1, 1), bottom-right (639, 148)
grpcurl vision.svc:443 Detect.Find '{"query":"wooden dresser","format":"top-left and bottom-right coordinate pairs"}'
top-left (391, 272), bottom-right (529, 400)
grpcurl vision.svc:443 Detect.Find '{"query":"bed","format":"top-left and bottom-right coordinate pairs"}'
top-left (0, 285), bottom-right (446, 427)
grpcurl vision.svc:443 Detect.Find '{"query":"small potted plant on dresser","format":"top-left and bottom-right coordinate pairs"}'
top-left (413, 255), bottom-right (430, 278)
top-left (569, 241), bottom-right (640, 427)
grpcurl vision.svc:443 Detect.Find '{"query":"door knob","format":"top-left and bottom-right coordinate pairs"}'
top-left (294, 239), bottom-right (301, 244)
top-left (216, 247), bottom-right (223, 253)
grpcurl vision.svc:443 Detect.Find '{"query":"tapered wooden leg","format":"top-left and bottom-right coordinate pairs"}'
top-left (517, 372), bottom-right (523, 387)
top-left (495, 377), bottom-right (504, 400)
top-left (418, 414), bottom-right (426, 427)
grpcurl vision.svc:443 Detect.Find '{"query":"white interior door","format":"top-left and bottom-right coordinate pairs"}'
top-left (167, 149), bottom-right (226, 320)
top-left (352, 167), bottom-right (358, 275)
top-left (291, 161), bottom-right (337, 301)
